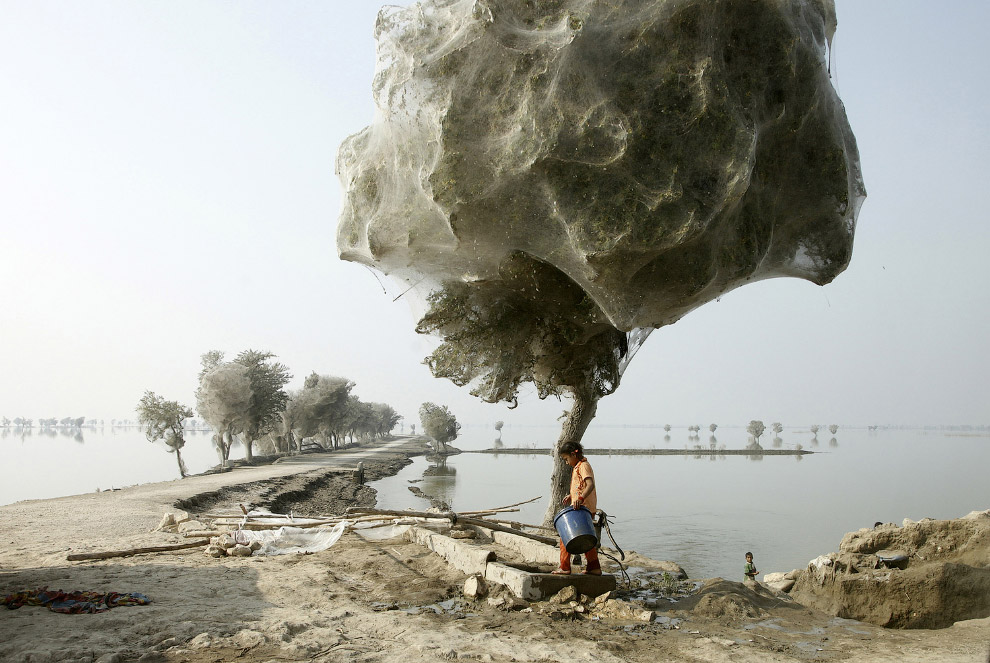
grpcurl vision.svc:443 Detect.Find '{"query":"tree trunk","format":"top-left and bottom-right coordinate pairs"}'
top-left (244, 435), bottom-right (254, 461)
top-left (175, 447), bottom-right (187, 478)
top-left (542, 388), bottom-right (599, 526)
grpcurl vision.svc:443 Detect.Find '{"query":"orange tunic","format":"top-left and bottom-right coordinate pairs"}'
top-left (569, 458), bottom-right (597, 513)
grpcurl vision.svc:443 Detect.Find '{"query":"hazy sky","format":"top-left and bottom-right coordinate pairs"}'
top-left (1, 1), bottom-right (987, 430)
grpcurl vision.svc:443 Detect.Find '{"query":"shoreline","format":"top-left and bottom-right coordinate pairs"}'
top-left (470, 447), bottom-right (812, 455)
top-left (1, 436), bottom-right (988, 663)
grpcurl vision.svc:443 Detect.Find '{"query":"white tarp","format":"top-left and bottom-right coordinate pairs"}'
top-left (232, 523), bottom-right (351, 555)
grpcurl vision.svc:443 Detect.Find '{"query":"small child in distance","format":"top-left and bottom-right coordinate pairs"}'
top-left (744, 551), bottom-right (759, 582)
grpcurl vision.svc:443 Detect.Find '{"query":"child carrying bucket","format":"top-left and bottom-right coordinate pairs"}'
top-left (553, 441), bottom-right (602, 575)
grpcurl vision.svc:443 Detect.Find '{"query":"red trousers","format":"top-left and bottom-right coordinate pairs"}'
top-left (559, 540), bottom-right (600, 572)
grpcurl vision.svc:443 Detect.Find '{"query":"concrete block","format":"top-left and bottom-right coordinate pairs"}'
top-left (407, 527), bottom-right (495, 575)
top-left (485, 562), bottom-right (615, 601)
top-left (490, 530), bottom-right (559, 566)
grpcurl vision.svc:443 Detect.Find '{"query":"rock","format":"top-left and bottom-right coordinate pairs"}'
top-left (154, 637), bottom-right (181, 651)
top-left (506, 597), bottom-right (529, 611)
top-left (229, 544), bottom-right (253, 557)
top-left (205, 544), bottom-right (226, 558)
top-left (549, 585), bottom-right (578, 604)
top-left (177, 519), bottom-right (207, 533)
top-left (95, 655), bottom-right (123, 663)
top-left (594, 591), bottom-right (613, 605)
top-left (762, 572), bottom-right (796, 593)
top-left (463, 574), bottom-right (488, 599)
top-left (487, 597), bottom-right (507, 609)
top-left (154, 513), bottom-right (177, 532)
top-left (597, 599), bottom-right (655, 622)
top-left (233, 630), bottom-right (265, 648)
top-left (187, 634), bottom-right (213, 649)
top-left (249, 540), bottom-right (263, 551)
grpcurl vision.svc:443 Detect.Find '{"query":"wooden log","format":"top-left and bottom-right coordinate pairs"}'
top-left (67, 539), bottom-right (211, 561)
top-left (346, 507), bottom-right (559, 546)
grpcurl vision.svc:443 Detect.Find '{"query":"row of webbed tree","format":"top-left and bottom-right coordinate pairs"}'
top-left (193, 351), bottom-right (402, 464)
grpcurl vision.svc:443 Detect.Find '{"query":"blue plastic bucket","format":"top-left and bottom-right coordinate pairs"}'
top-left (553, 506), bottom-right (598, 554)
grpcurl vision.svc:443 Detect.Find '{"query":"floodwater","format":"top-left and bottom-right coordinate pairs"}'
top-left (0, 426), bottom-right (230, 504)
top-left (370, 425), bottom-right (990, 579)
top-left (2, 424), bottom-right (987, 580)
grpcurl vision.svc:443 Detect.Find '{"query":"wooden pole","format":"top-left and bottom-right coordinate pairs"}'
top-left (346, 507), bottom-right (559, 546)
top-left (67, 539), bottom-right (211, 561)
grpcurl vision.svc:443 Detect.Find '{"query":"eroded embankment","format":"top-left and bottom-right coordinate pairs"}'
top-left (174, 455), bottom-right (413, 517)
top-left (770, 509), bottom-right (990, 628)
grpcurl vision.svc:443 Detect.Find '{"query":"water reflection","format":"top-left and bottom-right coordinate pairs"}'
top-left (745, 439), bottom-right (764, 462)
top-left (772, 436), bottom-right (783, 448)
top-left (420, 457), bottom-right (457, 510)
top-left (829, 437), bottom-right (838, 447)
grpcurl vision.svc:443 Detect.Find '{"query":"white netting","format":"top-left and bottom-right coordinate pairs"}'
top-left (337, 0), bottom-right (864, 332)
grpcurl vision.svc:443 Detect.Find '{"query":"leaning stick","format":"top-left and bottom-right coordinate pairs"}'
top-left (67, 539), bottom-right (211, 561)
top-left (459, 508), bottom-right (520, 517)
top-left (463, 496), bottom-right (541, 513)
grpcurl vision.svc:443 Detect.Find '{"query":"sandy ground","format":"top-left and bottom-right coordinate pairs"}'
top-left (1, 436), bottom-right (988, 663)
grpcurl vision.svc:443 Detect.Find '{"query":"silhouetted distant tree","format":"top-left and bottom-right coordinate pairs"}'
top-left (419, 402), bottom-right (460, 453)
top-left (137, 391), bottom-right (194, 477)
top-left (747, 420), bottom-right (766, 441)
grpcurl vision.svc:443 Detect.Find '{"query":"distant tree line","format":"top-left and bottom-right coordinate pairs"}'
top-left (137, 349), bottom-right (404, 475)
top-left (1, 417), bottom-right (102, 428)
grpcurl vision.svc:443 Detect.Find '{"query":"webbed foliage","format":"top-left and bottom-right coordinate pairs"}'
top-left (416, 253), bottom-right (627, 405)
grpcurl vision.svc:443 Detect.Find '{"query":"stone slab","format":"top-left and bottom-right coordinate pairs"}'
top-left (406, 526), bottom-right (494, 575)
top-left (485, 562), bottom-right (615, 601)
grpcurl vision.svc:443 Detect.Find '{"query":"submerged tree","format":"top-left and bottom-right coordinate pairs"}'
top-left (810, 424), bottom-right (821, 437)
top-left (747, 420), bottom-right (766, 442)
top-left (829, 424), bottom-right (839, 435)
top-left (136, 391), bottom-right (194, 477)
top-left (772, 422), bottom-right (784, 436)
top-left (419, 402), bottom-right (460, 453)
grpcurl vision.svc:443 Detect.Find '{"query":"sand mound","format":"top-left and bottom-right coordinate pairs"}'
top-left (671, 579), bottom-right (785, 621)
top-left (785, 510), bottom-right (990, 628)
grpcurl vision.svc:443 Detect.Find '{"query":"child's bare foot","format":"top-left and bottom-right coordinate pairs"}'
top-left (583, 569), bottom-right (602, 576)
top-left (551, 568), bottom-right (571, 575)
